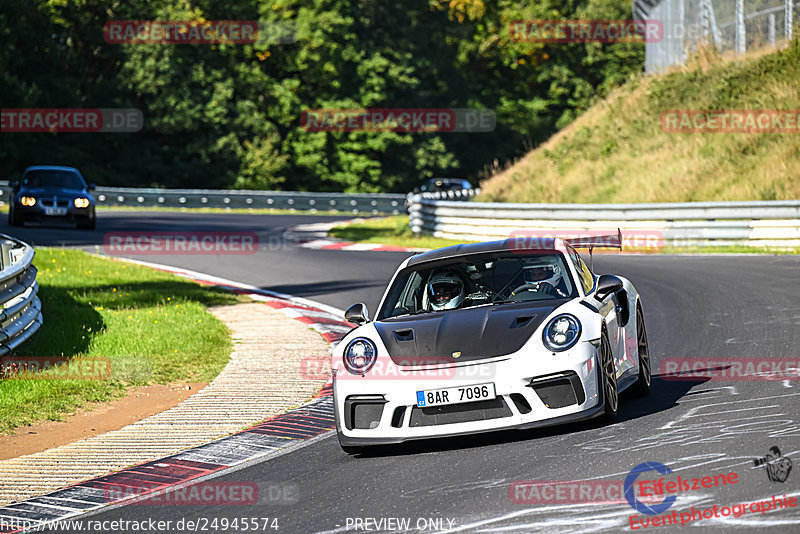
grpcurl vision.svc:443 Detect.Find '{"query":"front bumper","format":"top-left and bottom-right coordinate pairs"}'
top-left (14, 204), bottom-right (93, 223)
top-left (334, 342), bottom-right (603, 446)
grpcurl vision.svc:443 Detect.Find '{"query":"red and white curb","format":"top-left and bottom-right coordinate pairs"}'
top-left (286, 219), bottom-right (427, 254)
top-left (0, 261), bottom-right (352, 533)
top-left (297, 238), bottom-right (423, 252)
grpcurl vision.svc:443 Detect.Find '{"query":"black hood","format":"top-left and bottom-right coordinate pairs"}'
top-left (374, 300), bottom-right (569, 366)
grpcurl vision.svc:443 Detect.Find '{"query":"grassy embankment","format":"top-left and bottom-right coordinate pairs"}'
top-left (333, 42), bottom-right (800, 253)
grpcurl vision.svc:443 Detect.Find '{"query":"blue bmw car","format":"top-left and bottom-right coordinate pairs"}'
top-left (8, 166), bottom-right (96, 230)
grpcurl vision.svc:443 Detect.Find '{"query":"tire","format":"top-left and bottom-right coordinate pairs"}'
top-left (8, 207), bottom-right (21, 227)
top-left (631, 305), bottom-right (651, 397)
top-left (600, 328), bottom-right (619, 422)
top-left (77, 214), bottom-right (96, 230)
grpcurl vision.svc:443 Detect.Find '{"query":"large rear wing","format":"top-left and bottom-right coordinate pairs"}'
top-left (565, 229), bottom-right (622, 270)
top-left (565, 229), bottom-right (623, 251)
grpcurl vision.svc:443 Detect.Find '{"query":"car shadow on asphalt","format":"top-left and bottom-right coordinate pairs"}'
top-left (350, 374), bottom-right (711, 458)
top-left (259, 279), bottom-right (386, 298)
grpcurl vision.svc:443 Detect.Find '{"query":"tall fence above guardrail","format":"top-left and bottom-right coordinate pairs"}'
top-left (0, 181), bottom-right (407, 215)
top-left (408, 195), bottom-right (800, 249)
top-left (0, 235), bottom-right (42, 357)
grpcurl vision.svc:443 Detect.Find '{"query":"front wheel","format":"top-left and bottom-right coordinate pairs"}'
top-left (600, 329), bottom-right (618, 422)
top-left (631, 306), bottom-right (651, 396)
top-left (8, 207), bottom-right (22, 227)
top-left (77, 214), bottom-right (95, 230)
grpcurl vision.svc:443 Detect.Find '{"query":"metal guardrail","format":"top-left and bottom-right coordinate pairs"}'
top-left (0, 181), bottom-right (406, 214)
top-left (408, 195), bottom-right (800, 248)
top-left (0, 235), bottom-right (42, 355)
top-left (91, 187), bottom-right (408, 214)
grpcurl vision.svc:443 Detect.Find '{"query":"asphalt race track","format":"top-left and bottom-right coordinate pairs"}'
top-left (9, 211), bottom-right (800, 533)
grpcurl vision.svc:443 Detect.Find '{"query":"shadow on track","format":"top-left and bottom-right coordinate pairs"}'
top-left (347, 374), bottom-right (710, 458)
top-left (260, 280), bottom-right (386, 298)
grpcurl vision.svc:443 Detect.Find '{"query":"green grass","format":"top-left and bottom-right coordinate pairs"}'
top-left (0, 249), bottom-right (243, 433)
top-left (481, 41), bottom-right (800, 203)
top-left (329, 217), bottom-right (800, 255)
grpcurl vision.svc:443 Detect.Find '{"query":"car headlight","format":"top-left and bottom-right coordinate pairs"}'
top-left (343, 337), bottom-right (378, 375)
top-left (74, 198), bottom-right (90, 208)
top-left (20, 196), bottom-right (36, 207)
top-left (542, 314), bottom-right (581, 352)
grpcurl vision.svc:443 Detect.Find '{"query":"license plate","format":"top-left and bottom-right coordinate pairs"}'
top-left (416, 383), bottom-right (495, 408)
top-left (44, 207), bottom-right (67, 216)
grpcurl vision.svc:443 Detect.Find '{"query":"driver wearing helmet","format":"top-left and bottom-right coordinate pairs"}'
top-left (424, 270), bottom-right (466, 311)
top-left (520, 259), bottom-right (568, 297)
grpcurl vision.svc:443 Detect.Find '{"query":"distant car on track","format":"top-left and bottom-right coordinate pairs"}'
top-left (8, 166), bottom-right (96, 230)
top-left (333, 232), bottom-right (651, 454)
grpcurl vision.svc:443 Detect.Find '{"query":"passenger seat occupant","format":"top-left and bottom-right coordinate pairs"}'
top-left (425, 270), bottom-right (466, 310)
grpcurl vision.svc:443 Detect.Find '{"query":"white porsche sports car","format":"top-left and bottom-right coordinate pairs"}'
top-left (332, 233), bottom-right (651, 454)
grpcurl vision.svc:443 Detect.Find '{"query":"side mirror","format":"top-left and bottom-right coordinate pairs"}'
top-left (88, 183), bottom-right (97, 190)
top-left (594, 274), bottom-right (623, 301)
top-left (344, 303), bottom-right (369, 325)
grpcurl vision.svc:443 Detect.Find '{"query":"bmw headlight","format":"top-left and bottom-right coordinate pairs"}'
top-left (542, 314), bottom-right (581, 352)
top-left (74, 197), bottom-right (90, 208)
top-left (20, 196), bottom-right (36, 207)
top-left (343, 337), bottom-right (378, 375)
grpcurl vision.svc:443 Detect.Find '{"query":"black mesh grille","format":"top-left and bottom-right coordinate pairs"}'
top-left (529, 372), bottom-right (585, 409)
top-left (409, 397), bottom-right (512, 427)
top-left (352, 403), bottom-right (384, 429)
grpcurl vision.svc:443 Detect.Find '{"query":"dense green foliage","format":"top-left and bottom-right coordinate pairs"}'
top-left (1, 0), bottom-right (643, 192)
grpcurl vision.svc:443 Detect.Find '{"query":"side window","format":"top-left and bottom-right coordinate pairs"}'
top-left (399, 271), bottom-right (423, 311)
top-left (567, 246), bottom-right (594, 295)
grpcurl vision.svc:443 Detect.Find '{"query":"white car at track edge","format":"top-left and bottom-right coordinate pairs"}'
top-left (332, 233), bottom-right (651, 454)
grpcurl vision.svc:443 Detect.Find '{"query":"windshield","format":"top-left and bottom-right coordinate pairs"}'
top-left (377, 252), bottom-right (576, 320)
top-left (22, 170), bottom-right (85, 190)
